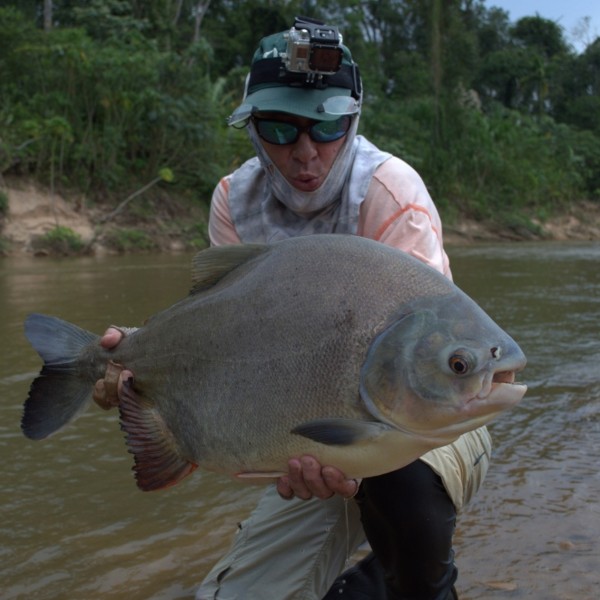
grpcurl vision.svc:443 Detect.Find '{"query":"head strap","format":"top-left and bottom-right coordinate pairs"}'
top-left (248, 57), bottom-right (362, 98)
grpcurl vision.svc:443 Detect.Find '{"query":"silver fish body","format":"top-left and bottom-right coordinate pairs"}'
top-left (23, 235), bottom-right (527, 490)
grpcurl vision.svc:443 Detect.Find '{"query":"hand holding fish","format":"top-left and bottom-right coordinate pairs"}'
top-left (276, 456), bottom-right (361, 501)
top-left (92, 327), bottom-right (132, 409)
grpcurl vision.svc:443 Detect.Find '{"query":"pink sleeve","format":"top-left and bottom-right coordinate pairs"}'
top-left (357, 158), bottom-right (452, 279)
top-left (208, 176), bottom-right (242, 247)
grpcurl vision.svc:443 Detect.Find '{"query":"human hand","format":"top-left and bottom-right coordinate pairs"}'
top-left (93, 327), bottom-right (133, 410)
top-left (99, 327), bottom-right (124, 350)
top-left (276, 455), bottom-right (361, 501)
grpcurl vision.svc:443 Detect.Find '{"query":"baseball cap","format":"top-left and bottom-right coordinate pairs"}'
top-left (228, 24), bottom-right (362, 127)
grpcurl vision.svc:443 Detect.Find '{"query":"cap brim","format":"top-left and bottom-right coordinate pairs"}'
top-left (228, 86), bottom-right (359, 126)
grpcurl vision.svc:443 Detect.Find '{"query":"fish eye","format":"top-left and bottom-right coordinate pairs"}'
top-left (448, 351), bottom-right (473, 375)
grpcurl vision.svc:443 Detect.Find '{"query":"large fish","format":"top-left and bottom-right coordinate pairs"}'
top-left (22, 234), bottom-right (526, 491)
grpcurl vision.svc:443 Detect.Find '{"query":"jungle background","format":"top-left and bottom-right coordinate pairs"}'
top-left (1, 0), bottom-right (599, 254)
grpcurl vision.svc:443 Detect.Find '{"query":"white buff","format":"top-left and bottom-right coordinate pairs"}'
top-left (227, 131), bottom-right (392, 244)
top-left (246, 116), bottom-right (360, 216)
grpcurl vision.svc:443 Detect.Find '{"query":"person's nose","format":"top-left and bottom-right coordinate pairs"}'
top-left (291, 132), bottom-right (318, 163)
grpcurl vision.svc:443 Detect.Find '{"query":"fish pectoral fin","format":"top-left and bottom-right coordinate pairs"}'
top-left (291, 419), bottom-right (392, 446)
top-left (119, 380), bottom-right (197, 492)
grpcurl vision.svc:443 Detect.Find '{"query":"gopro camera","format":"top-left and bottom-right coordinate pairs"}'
top-left (283, 17), bottom-right (344, 76)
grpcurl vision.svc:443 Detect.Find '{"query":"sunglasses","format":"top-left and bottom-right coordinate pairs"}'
top-left (253, 115), bottom-right (352, 145)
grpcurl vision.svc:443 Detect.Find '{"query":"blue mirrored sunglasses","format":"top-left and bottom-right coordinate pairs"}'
top-left (253, 115), bottom-right (352, 145)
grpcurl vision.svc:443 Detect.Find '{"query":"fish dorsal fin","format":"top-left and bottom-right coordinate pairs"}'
top-left (190, 244), bottom-right (269, 294)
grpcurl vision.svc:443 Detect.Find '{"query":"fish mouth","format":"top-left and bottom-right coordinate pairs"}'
top-left (494, 370), bottom-right (517, 385)
top-left (475, 369), bottom-right (527, 407)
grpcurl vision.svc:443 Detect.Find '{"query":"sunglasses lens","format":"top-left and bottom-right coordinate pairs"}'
top-left (255, 120), bottom-right (298, 145)
top-left (311, 116), bottom-right (352, 142)
top-left (255, 115), bottom-right (352, 145)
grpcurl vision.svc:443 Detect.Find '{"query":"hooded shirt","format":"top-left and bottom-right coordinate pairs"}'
top-left (226, 119), bottom-right (392, 243)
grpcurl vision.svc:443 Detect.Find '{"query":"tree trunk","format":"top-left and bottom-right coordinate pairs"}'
top-left (43, 0), bottom-right (53, 32)
top-left (192, 1), bottom-right (211, 44)
top-left (430, 0), bottom-right (443, 143)
top-left (173, 0), bottom-right (184, 26)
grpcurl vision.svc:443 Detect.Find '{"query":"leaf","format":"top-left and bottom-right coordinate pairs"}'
top-left (159, 167), bottom-right (174, 183)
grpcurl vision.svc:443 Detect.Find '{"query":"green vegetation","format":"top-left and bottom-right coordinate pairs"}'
top-left (0, 189), bottom-right (8, 254)
top-left (104, 228), bottom-right (157, 252)
top-left (33, 225), bottom-right (84, 254)
top-left (0, 190), bottom-right (8, 216)
top-left (1, 1), bottom-right (599, 227)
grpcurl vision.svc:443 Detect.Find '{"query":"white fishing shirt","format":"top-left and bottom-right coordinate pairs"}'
top-left (208, 135), bottom-right (451, 279)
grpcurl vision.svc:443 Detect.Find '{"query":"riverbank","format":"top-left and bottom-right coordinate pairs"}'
top-left (0, 179), bottom-right (209, 256)
top-left (443, 198), bottom-right (600, 244)
top-left (1, 178), bottom-right (599, 256)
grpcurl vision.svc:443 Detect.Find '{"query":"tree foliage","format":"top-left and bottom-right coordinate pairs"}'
top-left (0, 0), bottom-right (599, 222)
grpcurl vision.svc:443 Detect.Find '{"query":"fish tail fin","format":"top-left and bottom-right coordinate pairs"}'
top-left (22, 313), bottom-right (99, 440)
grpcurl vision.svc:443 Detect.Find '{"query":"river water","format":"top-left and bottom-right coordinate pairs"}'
top-left (1, 242), bottom-right (598, 600)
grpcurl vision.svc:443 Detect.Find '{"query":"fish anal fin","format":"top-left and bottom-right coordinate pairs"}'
top-left (119, 379), bottom-right (197, 491)
top-left (291, 418), bottom-right (392, 446)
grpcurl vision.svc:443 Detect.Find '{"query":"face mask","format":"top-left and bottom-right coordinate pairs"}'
top-left (247, 115), bottom-right (360, 216)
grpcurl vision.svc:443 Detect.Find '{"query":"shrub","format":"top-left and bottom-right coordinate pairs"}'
top-left (0, 190), bottom-right (8, 216)
top-left (32, 225), bottom-right (84, 255)
top-left (104, 228), bottom-right (157, 252)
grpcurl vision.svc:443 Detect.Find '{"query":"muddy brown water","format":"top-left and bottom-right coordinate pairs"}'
top-left (1, 242), bottom-right (598, 599)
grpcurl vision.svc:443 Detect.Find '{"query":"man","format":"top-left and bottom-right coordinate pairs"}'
top-left (96, 18), bottom-right (491, 600)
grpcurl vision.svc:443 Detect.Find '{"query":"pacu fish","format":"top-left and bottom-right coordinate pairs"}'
top-left (22, 234), bottom-right (527, 491)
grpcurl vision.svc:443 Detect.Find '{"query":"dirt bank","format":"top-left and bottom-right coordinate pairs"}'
top-left (0, 179), bottom-right (208, 256)
top-left (442, 199), bottom-right (600, 244)
top-left (445, 199), bottom-right (600, 244)
top-left (3, 182), bottom-right (95, 251)
top-left (1, 179), bottom-right (599, 256)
